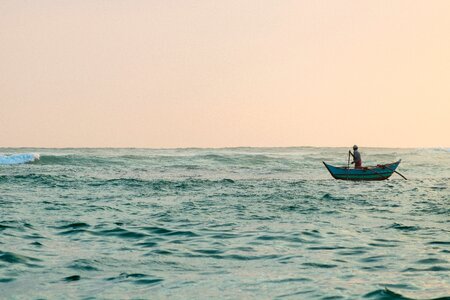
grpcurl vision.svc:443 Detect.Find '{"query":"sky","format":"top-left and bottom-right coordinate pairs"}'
top-left (1, 1), bottom-right (449, 148)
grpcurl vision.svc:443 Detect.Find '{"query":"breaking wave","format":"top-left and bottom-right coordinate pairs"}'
top-left (0, 153), bottom-right (40, 165)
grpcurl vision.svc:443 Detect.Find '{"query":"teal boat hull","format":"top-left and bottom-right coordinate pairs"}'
top-left (323, 160), bottom-right (401, 181)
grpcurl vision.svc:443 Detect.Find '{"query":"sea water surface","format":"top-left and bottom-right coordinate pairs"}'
top-left (0, 147), bottom-right (449, 299)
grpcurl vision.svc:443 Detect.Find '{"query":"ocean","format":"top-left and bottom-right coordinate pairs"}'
top-left (0, 147), bottom-right (449, 299)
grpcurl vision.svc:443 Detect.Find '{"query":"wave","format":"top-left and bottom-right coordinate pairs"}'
top-left (86, 178), bottom-right (236, 190)
top-left (364, 287), bottom-right (450, 299)
top-left (0, 172), bottom-right (238, 190)
top-left (37, 154), bottom-right (113, 166)
top-left (0, 153), bottom-right (40, 165)
top-left (0, 173), bottom-right (71, 187)
top-left (30, 153), bottom-right (284, 168)
top-left (0, 251), bottom-right (42, 266)
top-left (106, 272), bottom-right (163, 285)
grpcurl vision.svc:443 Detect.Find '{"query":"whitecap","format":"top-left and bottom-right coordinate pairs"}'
top-left (0, 153), bottom-right (40, 165)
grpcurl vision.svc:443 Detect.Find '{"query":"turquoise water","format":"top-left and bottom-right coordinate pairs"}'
top-left (0, 147), bottom-right (449, 299)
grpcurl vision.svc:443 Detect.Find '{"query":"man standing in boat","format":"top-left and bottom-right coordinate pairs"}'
top-left (350, 145), bottom-right (362, 168)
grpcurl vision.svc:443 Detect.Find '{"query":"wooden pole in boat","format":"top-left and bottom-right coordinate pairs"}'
top-left (347, 151), bottom-right (351, 180)
top-left (382, 166), bottom-right (407, 180)
top-left (347, 151), bottom-right (350, 169)
top-left (393, 170), bottom-right (407, 180)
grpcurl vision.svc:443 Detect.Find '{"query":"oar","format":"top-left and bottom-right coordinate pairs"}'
top-left (346, 151), bottom-right (351, 180)
top-left (382, 165), bottom-right (407, 180)
top-left (347, 151), bottom-right (350, 169)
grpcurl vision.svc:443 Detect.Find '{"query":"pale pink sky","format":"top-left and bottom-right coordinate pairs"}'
top-left (1, 1), bottom-right (449, 148)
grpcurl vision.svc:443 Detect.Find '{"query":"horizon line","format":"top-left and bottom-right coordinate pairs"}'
top-left (1, 145), bottom-right (449, 150)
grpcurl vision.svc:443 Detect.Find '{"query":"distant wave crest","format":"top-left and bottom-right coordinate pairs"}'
top-left (0, 153), bottom-right (40, 165)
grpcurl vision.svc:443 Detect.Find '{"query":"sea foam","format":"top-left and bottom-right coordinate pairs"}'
top-left (0, 153), bottom-right (40, 165)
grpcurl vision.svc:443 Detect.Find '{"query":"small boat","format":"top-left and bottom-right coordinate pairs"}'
top-left (323, 160), bottom-right (401, 181)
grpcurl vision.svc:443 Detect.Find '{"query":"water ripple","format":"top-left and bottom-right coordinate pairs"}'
top-left (1, 147), bottom-right (449, 299)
